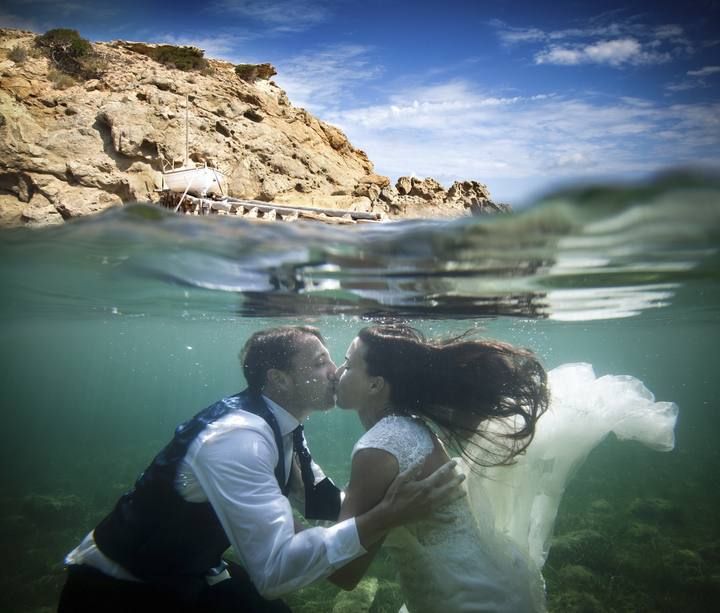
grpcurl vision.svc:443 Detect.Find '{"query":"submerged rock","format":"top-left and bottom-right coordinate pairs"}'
top-left (332, 576), bottom-right (378, 612)
top-left (662, 548), bottom-right (704, 588)
top-left (628, 497), bottom-right (682, 524)
top-left (549, 590), bottom-right (604, 613)
top-left (624, 520), bottom-right (661, 542)
top-left (557, 564), bottom-right (599, 591)
top-left (22, 493), bottom-right (84, 525)
top-left (699, 540), bottom-right (720, 564)
top-left (548, 529), bottom-right (614, 570)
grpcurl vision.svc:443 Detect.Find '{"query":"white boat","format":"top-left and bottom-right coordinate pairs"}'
top-left (162, 164), bottom-right (226, 197)
top-left (161, 95), bottom-right (227, 199)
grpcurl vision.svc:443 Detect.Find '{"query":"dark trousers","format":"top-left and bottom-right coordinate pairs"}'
top-left (58, 563), bottom-right (292, 613)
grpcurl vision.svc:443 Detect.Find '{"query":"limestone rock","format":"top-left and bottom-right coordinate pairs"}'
top-left (357, 173), bottom-right (390, 188)
top-left (369, 175), bottom-right (510, 219)
top-left (396, 176), bottom-right (412, 195)
top-left (0, 28), bottom-right (510, 226)
top-left (447, 180), bottom-right (491, 203)
top-left (408, 176), bottom-right (444, 200)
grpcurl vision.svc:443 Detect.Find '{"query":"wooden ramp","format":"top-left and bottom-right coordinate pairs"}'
top-left (159, 191), bottom-right (384, 224)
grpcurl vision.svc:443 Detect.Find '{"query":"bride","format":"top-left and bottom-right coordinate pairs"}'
top-left (329, 325), bottom-right (678, 613)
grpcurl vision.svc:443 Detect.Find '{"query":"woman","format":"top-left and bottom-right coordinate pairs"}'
top-left (331, 325), bottom-right (678, 613)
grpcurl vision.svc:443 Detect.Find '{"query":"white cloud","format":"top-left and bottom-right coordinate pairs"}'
top-left (494, 19), bottom-right (688, 46)
top-left (535, 38), bottom-right (671, 66)
top-left (494, 18), bottom-right (692, 70)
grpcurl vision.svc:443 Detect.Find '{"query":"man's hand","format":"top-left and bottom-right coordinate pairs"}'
top-left (354, 460), bottom-right (466, 549)
top-left (379, 460), bottom-right (466, 528)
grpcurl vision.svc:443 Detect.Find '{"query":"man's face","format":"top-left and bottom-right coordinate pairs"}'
top-left (285, 335), bottom-right (337, 411)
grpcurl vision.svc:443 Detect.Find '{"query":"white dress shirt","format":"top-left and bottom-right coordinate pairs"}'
top-left (65, 395), bottom-right (364, 599)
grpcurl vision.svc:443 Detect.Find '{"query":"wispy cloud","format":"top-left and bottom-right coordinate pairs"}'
top-left (211, 0), bottom-right (330, 33)
top-left (315, 79), bottom-right (719, 202)
top-left (666, 64), bottom-right (720, 92)
top-left (492, 18), bottom-right (693, 68)
top-left (273, 44), bottom-right (383, 112)
top-left (688, 65), bottom-right (720, 77)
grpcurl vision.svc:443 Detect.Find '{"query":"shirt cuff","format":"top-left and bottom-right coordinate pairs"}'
top-left (323, 517), bottom-right (367, 565)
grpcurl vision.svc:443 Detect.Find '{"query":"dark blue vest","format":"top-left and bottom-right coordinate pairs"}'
top-left (93, 389), bottom-right (340, 594)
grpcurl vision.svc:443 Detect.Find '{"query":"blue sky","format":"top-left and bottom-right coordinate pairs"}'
top-left (3, 0), bottom-right (719, 205)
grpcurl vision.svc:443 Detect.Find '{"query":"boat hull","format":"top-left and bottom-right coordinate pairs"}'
top-left (162, 166), bottom-right (226, 197)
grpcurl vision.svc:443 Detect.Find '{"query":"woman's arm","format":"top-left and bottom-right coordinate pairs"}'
top-left (327, 447), bottom-right (399, 590)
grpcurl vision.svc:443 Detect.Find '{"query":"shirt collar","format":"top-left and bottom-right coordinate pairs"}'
top-left (262, 394), bottom-right (300, 437)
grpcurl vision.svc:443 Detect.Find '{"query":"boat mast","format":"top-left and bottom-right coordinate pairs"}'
top-left (184, 94), bottom-right (189, 167)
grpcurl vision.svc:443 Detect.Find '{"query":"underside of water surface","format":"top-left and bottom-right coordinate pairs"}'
top-left (0, 172), bottom-right (719, 612)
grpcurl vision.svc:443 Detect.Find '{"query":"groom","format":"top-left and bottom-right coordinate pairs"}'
top-left (59, 325), bottom-right (462, 612)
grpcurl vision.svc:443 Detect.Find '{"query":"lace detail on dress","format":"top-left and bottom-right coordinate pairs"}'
top-left (352, 415), bottom-right (433, 472)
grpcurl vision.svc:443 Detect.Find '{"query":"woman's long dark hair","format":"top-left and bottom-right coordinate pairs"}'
top-left (358, 325), bottom-right (549, 468)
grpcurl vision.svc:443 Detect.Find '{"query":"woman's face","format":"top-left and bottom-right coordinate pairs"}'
top-left (335, 337), bottom-right (374, 411)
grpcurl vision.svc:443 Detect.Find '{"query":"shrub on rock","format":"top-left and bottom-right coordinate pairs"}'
top-left (124, 42), bottom-right (208, 71)
top-left (35, 28), bottom-right (102, 79)
top-left (235, 63), bottom-right (277, 82)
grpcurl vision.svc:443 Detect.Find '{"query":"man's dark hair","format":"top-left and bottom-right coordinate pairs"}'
top-left (241, 326), bottom-right (325, 394)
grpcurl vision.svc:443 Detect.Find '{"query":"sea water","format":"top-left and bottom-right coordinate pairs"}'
top-left (0, 173), bottom-right (718, 612)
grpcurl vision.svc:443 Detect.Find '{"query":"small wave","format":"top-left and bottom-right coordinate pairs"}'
top-left (1, 172), bottom-right (718, 321)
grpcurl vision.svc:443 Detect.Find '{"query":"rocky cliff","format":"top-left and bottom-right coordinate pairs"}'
top-left (0, 28), bottom-right (509, 227)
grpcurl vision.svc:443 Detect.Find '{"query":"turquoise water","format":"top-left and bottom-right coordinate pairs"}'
top-left (1, 173), bottom-right (719, 611)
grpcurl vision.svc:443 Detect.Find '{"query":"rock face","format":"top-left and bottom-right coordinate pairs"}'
top-left (0, 29), bottom-right (510, 226)
top-left (374, 177), bottom-right (510, 218)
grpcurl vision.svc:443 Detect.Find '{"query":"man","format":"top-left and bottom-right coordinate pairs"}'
top-left (59, 325), bottom-right (462, 612)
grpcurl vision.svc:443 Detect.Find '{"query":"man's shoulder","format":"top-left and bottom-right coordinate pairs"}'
top-left (188, 407), bottom-right (278, 466)
top-left (218, 389), bottom-right (272, 415)
top-left (210, 405), bottom-right (274, 436)
top-left (190, 391), bottom-right (274, 443)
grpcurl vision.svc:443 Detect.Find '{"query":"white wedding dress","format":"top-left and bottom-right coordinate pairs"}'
top-left (351, 363), bottom-right (678, 613)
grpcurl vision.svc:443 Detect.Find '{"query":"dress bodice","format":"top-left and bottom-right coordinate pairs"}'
top-left (353, 416), bottom-right (545, 613)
